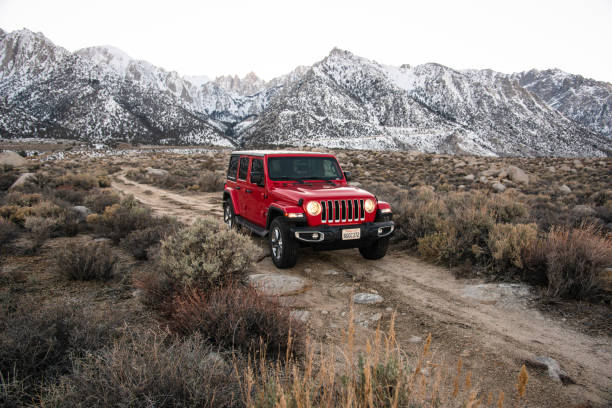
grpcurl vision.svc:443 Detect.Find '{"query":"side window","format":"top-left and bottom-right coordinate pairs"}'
top-left (238, 157), bottom-right (249, 180)
top-left (227, 156), bottom-right (239, 180)
top-left (249, 158), bottom-right (264, 184)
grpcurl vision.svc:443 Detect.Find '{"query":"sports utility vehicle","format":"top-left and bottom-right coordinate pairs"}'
top-left (223, 151), bottom-right (394, 268)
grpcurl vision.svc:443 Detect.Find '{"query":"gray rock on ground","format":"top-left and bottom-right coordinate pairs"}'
top-left (491, 182), bottom-right (506, 193)
top-left (145, 167), bottom-right (169, 176)
top-left (290, 310), bottom-right (311, 323)
top-left (572, 205), bottom-right (596, 217)
top-left (248, 274), bottom-right (309, 296)
top-left (0, 151), bottom-right (28, 166)
top-left (507, 165), bottom-right (529, 184)
top-left (559, 184), bottom-right (571, 194)
top-left (353, 293), bottom-right (384, 304)
top-left (72, 206), bottom-right (92, 219)
top-left (525, 356), bottom-right (575, 384)
top-left (463, 174), bottom-right (475, 181)
top-left (9, 173), bottom-right (35, 189)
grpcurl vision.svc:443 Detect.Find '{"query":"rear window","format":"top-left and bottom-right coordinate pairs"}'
top-left (227, 156), bottom-right (239, 180)
top-left (250, 158), bottom-right (264, 183)
top-left (238, 157), bottom-right (249, 180)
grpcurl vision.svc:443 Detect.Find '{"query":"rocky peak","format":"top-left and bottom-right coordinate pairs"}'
top-left (214, 72), bottom-right (266, 95)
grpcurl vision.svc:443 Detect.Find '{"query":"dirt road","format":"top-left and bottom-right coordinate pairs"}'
top-left (112, 174), bottom-right (612, 407)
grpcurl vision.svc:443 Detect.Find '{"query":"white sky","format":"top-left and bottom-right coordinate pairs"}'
top-left (1, 0), bottom-right (611, 82)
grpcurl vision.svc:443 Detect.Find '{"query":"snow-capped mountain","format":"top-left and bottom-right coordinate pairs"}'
top-left (513, 69), bottom-right (612, 140)
top-left (0, 28), bottom-right (610, 156)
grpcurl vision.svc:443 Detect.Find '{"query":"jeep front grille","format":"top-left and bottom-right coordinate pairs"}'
top-left (320, 199), bottom-right (365, 223)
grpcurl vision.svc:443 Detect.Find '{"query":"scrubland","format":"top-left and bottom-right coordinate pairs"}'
top-left (0, 146), bottom-right (610, 407)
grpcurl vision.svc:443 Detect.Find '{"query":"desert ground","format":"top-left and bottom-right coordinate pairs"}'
top-left (1, 144), bottom-right (611, 407)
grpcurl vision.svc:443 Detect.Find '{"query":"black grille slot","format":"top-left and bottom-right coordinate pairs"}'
top-left (347, 200), bottom-right (353, 221)
top-left (334, 201), bottom-right (340, 222)
top-left (328, 200), bottom-right (333, 222)
top-left (354, 199), bottom-right (359, 220)
top-left (321, 201), bottom-right (326, 222)
top-left (359, 199), bottom-right (365, 219)
top-left (341, 201), bottom-right (346, 221)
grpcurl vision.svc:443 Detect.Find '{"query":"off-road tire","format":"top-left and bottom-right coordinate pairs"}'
top-left (223, 199), bottom-right (236, 229)
top-left (359, 238), bottom-right (389, 260)
top-left (269, 218), bottom-right (299, 268)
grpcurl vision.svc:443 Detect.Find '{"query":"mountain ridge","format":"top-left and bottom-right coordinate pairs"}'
top-left (0, 27), bottom-right (610, 157)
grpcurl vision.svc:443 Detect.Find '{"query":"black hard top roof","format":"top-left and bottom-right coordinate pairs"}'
top-left (230, 150), bottom-right (334, 157)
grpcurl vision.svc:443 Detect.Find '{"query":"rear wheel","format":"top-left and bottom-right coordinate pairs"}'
top-left (359, 238), bottom-right (389, 260)
top-left (269, 218), bottom-right (299, 268)
top-left (223, 200), bottom-right (235, 229)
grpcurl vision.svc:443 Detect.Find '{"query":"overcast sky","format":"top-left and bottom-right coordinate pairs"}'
top-left (1, 0), bottom-right (611, 82)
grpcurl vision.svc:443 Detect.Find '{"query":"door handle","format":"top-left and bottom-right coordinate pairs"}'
top-left (246, 189), bottom-right (252, 193)
top-left (235, 186), bottom-right (241, 190)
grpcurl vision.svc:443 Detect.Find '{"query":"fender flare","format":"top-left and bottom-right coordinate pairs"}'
top-left (223, 188), bottom-right (241, 215)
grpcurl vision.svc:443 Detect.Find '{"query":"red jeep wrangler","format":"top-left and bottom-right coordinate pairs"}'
top-left (223, 151), bottom-right (394, 268)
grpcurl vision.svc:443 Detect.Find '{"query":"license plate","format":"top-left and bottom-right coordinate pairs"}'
top-left (342, 228), bottom-right (361, 240)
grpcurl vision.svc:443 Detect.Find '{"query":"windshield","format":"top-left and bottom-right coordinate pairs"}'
top-left (267, 156), bottom-right (343, 181)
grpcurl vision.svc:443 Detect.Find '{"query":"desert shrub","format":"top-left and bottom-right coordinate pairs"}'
top-left (91, 196), bottom-right (155, 242)
top-left (31, 199), bottom-right (63, 218)
top-left (0, 302), bottom-right (125, 405)
top-left (41, 330), bottom-right (241, 408)
top-left (0, 218), bottom-right (20, 251)
top-left (0, 172), bottom-right (18, 191)
top-left (395, 187), bottom-right (446, 246)
top-left (55, 208), bottom-right (83, 237)
top-left (56, 242), bottom-right (117, 281)
top-left (120, 218), bottom-right (179, 260)
top-left (24, 216), bottom-right (56, 245)
top-left (55, 173), bottom-right (98, 190)
top-left (84, 190), bottom-right (121, 213)
top-left (159, 218), bottom-right (257, 289)
top-left (53, 187), bottom-right (87, 205)
top-left (487, 192), bottom-right (529, 223)
top-left (417, 231), bottom-right (455, 264)
top-left (171, 286), bottom-right (304, 358)
top-left (133, 270), bottom-right (176, 314)
top-left (488, 223), bottom-right (538, 270)
top-left (198, 171), bottom-right (224, 192)
top-left (3, 191), bottom-right (42, 206)
top-left (525, 224), bottom-right (612, 299)
top-left (0, 205), bottom-right (33, 225)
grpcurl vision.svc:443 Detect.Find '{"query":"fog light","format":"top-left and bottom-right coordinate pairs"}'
top-left (312, 232), bottom-right (319, 239)
top-left (378, 227), bottom-right (383, 235)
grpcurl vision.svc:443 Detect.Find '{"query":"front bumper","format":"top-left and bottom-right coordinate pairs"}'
top-left (289, 221), bottom-right (395, 244)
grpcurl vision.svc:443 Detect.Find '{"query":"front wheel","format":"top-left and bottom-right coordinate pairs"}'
top-left (223, 200), bottom-right (235, 229)
top-left (269, 218), bottom-right (299, 269)
top-left (359, 238), bottom-right (389, 260)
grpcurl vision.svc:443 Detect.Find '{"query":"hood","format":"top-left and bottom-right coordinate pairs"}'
top-left (271, 183), bottom-right (374, 203)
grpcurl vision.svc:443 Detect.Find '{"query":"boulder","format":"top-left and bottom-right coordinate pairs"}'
top-left (479, 176), bottom-right (488, 184)
top-left (353, 293), bottom-right (384, 304)
top-left (573, 159), bottom-right (583, 169)
top-left (145, 167), bottom-right (168, 177)
top-left (290, 310), bottom-right (311, 323)
top-left (72, 206), bottom-right (92, 219)
top-left (9, 173), bottom-right (35, 189)
top-left (248, 274), bottom-right (309, 296)
top-left (559, 185), bottom-right (571, 194)
top-left (0, 151), bottom-right (28, 166)
top-left (559, 164), bottom-right (572, 172)
top-left (525, 356), bottom-right (574, 384)
top-left (491, 182), bottom-right (506, 193)
top-left (507, 166), bottom-right (529, 184)
top-left (464, 174), bottom-right (475, 181)
top-left (497, 169), bottom-right (508, 179)
top-left (572, 205), bottom-right (596, 217)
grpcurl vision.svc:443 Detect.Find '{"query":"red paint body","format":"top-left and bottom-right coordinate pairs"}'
top-left (224, 151), bottom-right (391, 229)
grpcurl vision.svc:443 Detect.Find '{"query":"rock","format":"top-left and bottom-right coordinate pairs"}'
top-left (525, 356), bottom-right (575, 384)
top-left (408, 336), bottom-right (422, 343)
top-left (464, 174), bottom-right (475, 181)
top-left (480, 168), bottom-right (498, 177)
top-left (0, 151), bottom-right (28, 166)
top-left (573, 159), bottom-right (583, 169)
top-left (385, 307), bottom-right (393, 312)
top-left (370, 313), bottom-right (382, 322)
top-left (324, 269), bottom-right (338, 276)
top-left (353, 293), bottom-right (383, 304)
top-left (348, 181), bottom-right (361, 187)
top-left (248, 274), bottom-right (309, 296)
top-left (507, 165), bottom-right (529, 184)
top-left (559, 184), bottom-right (571, 194)
top-left (9, 173), bottom-right (35, 189)
top-left (497, 169), bottom-right (508, 179)
top-left (145, 167), bottom-right (168, 176)
top-left (304, 268), bottom-right (312, 274)
top-left (72, 205), bottom-right (92, 219)
top-left (559, 164), bottom-right (572, 172)
top-left (572, 205), bottom-right (596, 217)
top-left (547, 166), bottom-right (556, 173)
top-left (479, 176), bottom-right (488, 184)
top-left (491, 182), bottom-right (506, 193)
top-left (94, 237), bottom-right (112, 244)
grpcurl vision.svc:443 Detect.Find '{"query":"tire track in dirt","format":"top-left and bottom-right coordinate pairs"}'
top-left (112, 176), bottom-right (612, 407)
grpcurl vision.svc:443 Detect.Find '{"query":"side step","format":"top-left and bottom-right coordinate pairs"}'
top-left (235, 215), bottom-right (268, 237)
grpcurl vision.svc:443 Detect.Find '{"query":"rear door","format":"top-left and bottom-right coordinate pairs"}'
top-left (236, 156), bottom-right (250, 215)
top-left (246, 157), bottom-right (266, 226)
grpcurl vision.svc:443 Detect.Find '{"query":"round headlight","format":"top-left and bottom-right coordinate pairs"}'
top-left (306, 201), bottom-right (322, 216)
top-left (364, 198), bottom-right (376, 213)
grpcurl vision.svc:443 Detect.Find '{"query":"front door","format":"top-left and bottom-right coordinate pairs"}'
top-left (236, 156), bottom-right (250, 216)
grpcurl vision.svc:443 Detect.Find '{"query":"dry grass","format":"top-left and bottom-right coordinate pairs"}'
top-left (55, 241), bottom-right (117, 281)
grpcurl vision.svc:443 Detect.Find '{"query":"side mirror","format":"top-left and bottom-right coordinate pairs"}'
top-left (251, 173), bottom-right (265, 187)
top-left (344, 171), bottom-right (352, 182)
